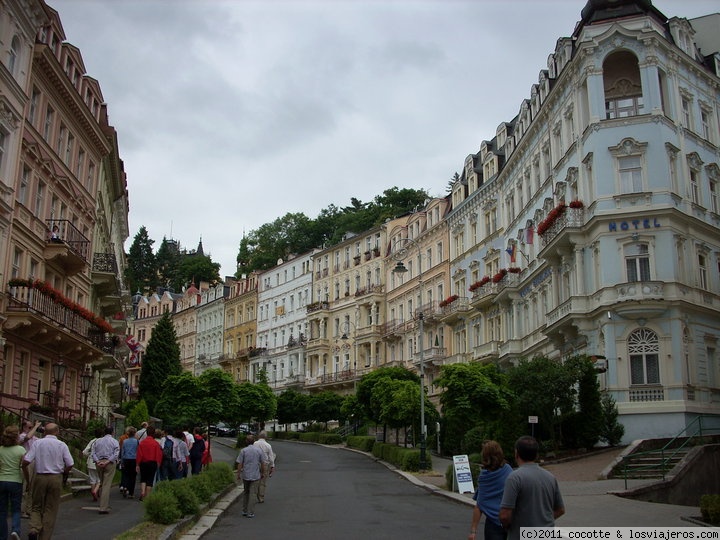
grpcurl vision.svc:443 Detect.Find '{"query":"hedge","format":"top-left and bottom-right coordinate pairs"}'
top-left (347, 436), bottom-right (376, 452)
top-left (700, 494), bottom-right (720, 524)
top-left (371, 442), bottom-right (430, 472)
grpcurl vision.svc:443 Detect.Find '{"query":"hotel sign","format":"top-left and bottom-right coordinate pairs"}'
top-left (608, 218), bottom-right (661, 231)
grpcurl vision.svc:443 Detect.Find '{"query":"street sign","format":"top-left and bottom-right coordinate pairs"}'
top-left (452, 454), bottom-right (475, 494)
top-left (528, 416), bottom-right (538, 424)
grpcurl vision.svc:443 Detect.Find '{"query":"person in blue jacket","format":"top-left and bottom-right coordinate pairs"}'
top-left (469, 440), bottom-right (513, 540)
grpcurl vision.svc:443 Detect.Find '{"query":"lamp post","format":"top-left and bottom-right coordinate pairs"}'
top-left (391, 238), bottom-right (428, 470)
top-left (341, 320), bottom-right (359, 383)
top-left (52, 358), bottom-right (67, 418)
top-left (119, 377), bottom-right (127, 408)
top-left (80, 365), bottom-right (93, 429)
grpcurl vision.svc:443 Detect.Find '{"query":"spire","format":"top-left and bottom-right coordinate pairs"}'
top-left (196, 236), bottom-right (204, 256)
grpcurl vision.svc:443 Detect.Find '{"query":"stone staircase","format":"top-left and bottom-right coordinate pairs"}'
top-left (618, 447), bottom-right (691, 480)
top-left (66, 469), bottom-right (93, 496)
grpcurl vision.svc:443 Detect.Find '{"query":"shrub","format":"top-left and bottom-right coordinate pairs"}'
top-left (347, 436), bottom-right (375, 452)
top-left (144, 488), bottom-right (182, 524)
top-left (461, 426), bottom-right (486, 455)
top-left (299, 432), bottom-right (320, 443)
top-left (187, 474), bottom-right (213, 503)
top-left (318, 433), bottom-right (342, 445)
top-left (700, 494), bottom-right (720, 524)
top-left (203, 462), bottom-right (235, 492)
top-left (167, 480), bottom-right (199, 516)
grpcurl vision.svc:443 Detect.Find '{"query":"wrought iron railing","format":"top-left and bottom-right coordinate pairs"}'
top-left (46, 219), bottom-right (90, 262)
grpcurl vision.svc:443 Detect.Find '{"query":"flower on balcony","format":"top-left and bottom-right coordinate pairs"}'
top-left (439, 294), bottom-right (459, 308)
top-left (508, 267), bottom-right (522, 274)
top-left (568, 199), bottom-right (584, 209)
top-left (469, 276), bottom-right (492, 291)
top-left (7, 278), bottom-right (114, 334)
top-left (536, 202), bottom-right (567, 235)
top-left (492, 268), bottom-right (508, 283)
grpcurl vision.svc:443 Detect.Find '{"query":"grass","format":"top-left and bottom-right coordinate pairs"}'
top-left (113, 522), bottom-right (168, 540)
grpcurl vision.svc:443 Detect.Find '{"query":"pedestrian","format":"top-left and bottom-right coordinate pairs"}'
top-left (182, 427), bottom-right (194, 477)
top-left (158, 429), bottom-right (175, 482)
top-left (117, 426), bottom-right (133, 496)
top-left (499, 436), bottom-right (565, 540)
top-left (468, 440), bottom-right (512, 540)
top-left (0, 425), bottom-right (26, 540)
top-left (136, 426), bottom-right (162, 501)
top-left (235, 434), bottom-right (267, 518)
top-left (201, 432), bottom-right (212, 470)
top-left (135, 422), bottom-right (149, 442)
top-left (81, 428), bottom-right (104, 501)
top-left (21, 422), bottom-right (73, 540)
top-left (120, 427), bottom-right (138, 498)
top-left (253, 430), bottom-right (275, 503)
top-left (189, 427), bottom-right (206, 476)
top-left (172, 429), bottom-right (189, 480)
top-left (18, 420), bottom-right (40, 519)
top-left (91, 426), bottom-right (120, 515)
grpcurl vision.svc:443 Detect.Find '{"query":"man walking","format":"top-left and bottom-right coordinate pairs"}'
top-left (236, 435), bottom-right (267, 518)
top-left (21, 423), bottom-right (73, 540)
top-left (253, 430), bottom-right (275, 503)
top-left (499, 436), bottom-right (565, 540)
top-left (91, 426), bottom-right (120, 514)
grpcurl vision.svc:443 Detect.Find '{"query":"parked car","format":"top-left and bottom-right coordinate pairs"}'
top-left (237, 423), bottom-right (254, 435)
top-left (209, 422), bottom-right (237, 437)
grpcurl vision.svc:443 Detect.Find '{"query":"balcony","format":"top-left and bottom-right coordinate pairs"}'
top-left (439, 297), bottom-right (471, 323)
top-left (44, 219), bottom-right (90, 276)
top-left (470, 283), bottom-right (496, 309)
top-left (538, 206), bottom-right (585, 259)
top-left (416, 301), bottom-right (442, 323)
top-left (354, 283), bottom-right (385, 303)
top-left (306, 369), bottom-right (357, 390)
top-left (381, 319), bottom-right (406, 340)
top-left (306, 301), bottom-right (330, 314)
top-left (284, 374), bottom-right (306, 389)
top-left (5, 284), bottom-right (115, 360)
top-left (416, 346), bottom-right (446, 366)
top-left (473, 341), bottom-right (500, 362)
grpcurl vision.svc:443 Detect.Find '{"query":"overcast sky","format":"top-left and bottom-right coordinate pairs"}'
top-left (50, 0), bottom-right (717, 278)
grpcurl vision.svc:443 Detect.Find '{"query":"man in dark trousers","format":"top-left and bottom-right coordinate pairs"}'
top-left (22, 423), bottom-right (73, 540)
top-left (499, 436), bottom-right (565, 540)
top-left (235, 434), bottom-right (268, 518)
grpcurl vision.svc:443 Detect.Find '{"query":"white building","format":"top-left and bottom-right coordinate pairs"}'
top-left (446, 0), bottom-right (720, 442)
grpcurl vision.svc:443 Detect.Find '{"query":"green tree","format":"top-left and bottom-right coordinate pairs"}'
top-left (125, 226), bottom-right (157, 293)
top-left (178, 254), bottom-right (221, 288)
top-left (127, 399), bottom-right (150, 429)
top-left (153, 372), bottom-right (200, 426)
top-left (563, 355), bottom-right (604, 449)
top-left (435, 362), bottom-right (513, 455)
top-left (235, 381), bottom-right (277, 425)
top-left (307, 391), bottom-right (344, 429)
top-left (356, 366), bottom-right (419, 426)
top-left (599, 392), bottom-right (625, 446)
top-left (276, 389), bottom-right (309, 429)
top-left (155, 237), bottom-right (183, 291)
top-left (139, 312), bottom-right (181, 414)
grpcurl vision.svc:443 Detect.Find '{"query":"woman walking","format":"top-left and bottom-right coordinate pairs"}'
top-left (136, 426), bottom-right (162, 501)
top-left (469, 440), bottom-right (513, 540)
top-left (81, 428), bottom-right (103, 501)
top-left (0, 425), bottom-right (27, 540)
top-left (120, 427), bottom-right (139, 498)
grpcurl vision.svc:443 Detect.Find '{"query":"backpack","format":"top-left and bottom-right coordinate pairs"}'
top-left (163, 438), bottom-right (174, 461)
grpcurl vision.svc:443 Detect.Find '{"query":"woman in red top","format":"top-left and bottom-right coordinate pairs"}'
top-left (135, 426), bottom-right (162, 501)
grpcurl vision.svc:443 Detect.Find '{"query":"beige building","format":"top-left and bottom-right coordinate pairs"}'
top-left (220, 272), bottom-right (259, 383)
top-left (0, 2), bottom-right (129, 423)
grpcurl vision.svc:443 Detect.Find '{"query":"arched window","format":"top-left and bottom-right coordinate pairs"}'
top-left (603, 51), bottom-right (644, 119)
top-left (628, 328), bottom-right (659, 385)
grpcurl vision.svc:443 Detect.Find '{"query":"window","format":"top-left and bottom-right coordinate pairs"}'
top-left (628, 328), bottom-right (660, 385)
top-left (618, 155), bottom-right (642, 193)
top-left (57, 124), bottom-right (66, 155)
top-left (0, 129), bottom-right (6, 172)
top-left (625, 243), bottom-right (650, 282)
top-left (43, 107), bottom-right (54, 140)
top-left (29, 89), bottom-right (40, 125)
top-left (34, 182), bottom-right (44, 216)
top-left (19, 166), bottom-right (30, 205)
top-left (690, 169), bottom-right (700, 205)
top-left (11, 248), bottom-right (22, 278)
top-left (698, 253), bottom-right (708, 290)
top-left (603, 51), bottom-right (644, 119)
top-left (76, 149), bottom-right (85, 179)
top-left (701, 108), bottom-right (711, 141)
top-left (8, 36), bottom-right (20, 75)
top-left (681, 97), bottom-right (692, 129)
top-left (65, 134), bottom-right (74, 165)
top-left (711, 180), bottom-right (719, 214)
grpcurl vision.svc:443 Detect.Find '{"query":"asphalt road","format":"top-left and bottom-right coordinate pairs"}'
top-left (206, 440), bottom-right (471, 540)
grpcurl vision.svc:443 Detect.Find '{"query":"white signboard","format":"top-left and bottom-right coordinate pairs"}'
top-left (452, 454), bottom-right (475, 494)
top-left (528, 416), bottom-right (539, 424)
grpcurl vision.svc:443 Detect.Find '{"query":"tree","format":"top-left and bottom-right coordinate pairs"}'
top-left (563, 355), bottom-right (604, 449)
top-left (178, 254), bottom-right (221, 288)
top-left (373, 379), bottom-right (420, 446)
top-left (235, 381), bottom-right (277, 425)
top-left (356, 366), bottom-right (419, 425)
top-left (155, 237), bottom-right (183, 291)
top-left (435, 362), bottom-right (513, 455)
top-left (125, 226), bottom-right (157, 293)
top-left (307, 391), bottom-right (344, 428)
top-left (599, 392), bottom-right (625, 446)
top-left (153, 372), bottom-right (200, 426)
top-left (138, 311), bottom-right (181, 414)
top-left (126, 399), bottom-right (150, 429)
top-left (276, 389), bottom-right (310, 429)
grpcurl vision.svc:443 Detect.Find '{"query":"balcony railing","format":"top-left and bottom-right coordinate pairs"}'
top-left (92, 252), bottom-right (119, 274)
top-left (539, 207), bottom-right (585, 246)
top-left (46, 219), bottom-right (90, 262)
top-left (7, 285), bottom-right (111, 340)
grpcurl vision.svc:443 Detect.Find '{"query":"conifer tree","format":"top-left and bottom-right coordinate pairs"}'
top-left (125, 226), bottom-right (158, 293)
top-left (138, 312), bottom-right (181, 413)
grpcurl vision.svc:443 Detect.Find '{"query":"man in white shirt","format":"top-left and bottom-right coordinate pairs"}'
top-left (253, 430), bottom-right (275, 503)
top-left (22, 423), bottom-right (73, 540)
top-left (91, 426), bottom-right (120, 515)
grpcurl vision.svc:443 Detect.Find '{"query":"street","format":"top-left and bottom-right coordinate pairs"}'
top-left (206, 440), bottom-right (470, 540)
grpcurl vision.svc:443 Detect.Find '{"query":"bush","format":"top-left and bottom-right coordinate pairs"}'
top-left (299, 432), bottom-right (320, 443)
top-left (203, 462), bottom-right (235, 492)
top-left (144, 488), bottom-right (182, 524)
top-left (318, 433), bottom-right (342, 445)
top-left (700, 494), bottom-right (720, 524)
top-left (167, 480), bottom-right (200, 516)
top-left (371, 442), bottom-right (429, 472)
top-left (347, 436), bottom-right (375, 452)
top-left (461, 426), bottom-right (486, 455)
top-left (187, 473), bottom-right (213, 503)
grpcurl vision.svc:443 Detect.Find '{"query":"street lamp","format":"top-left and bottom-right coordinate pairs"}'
top-left (119, 377), bottom-right (127, 408)
top-left (80, 365), bottom-right (93, 428)
top-left (52, 358), bottom-right (67, 418)
top-left (391, 239), bottom-right (429, 470)
top-left (340, 320), bottom-right (358, 377)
